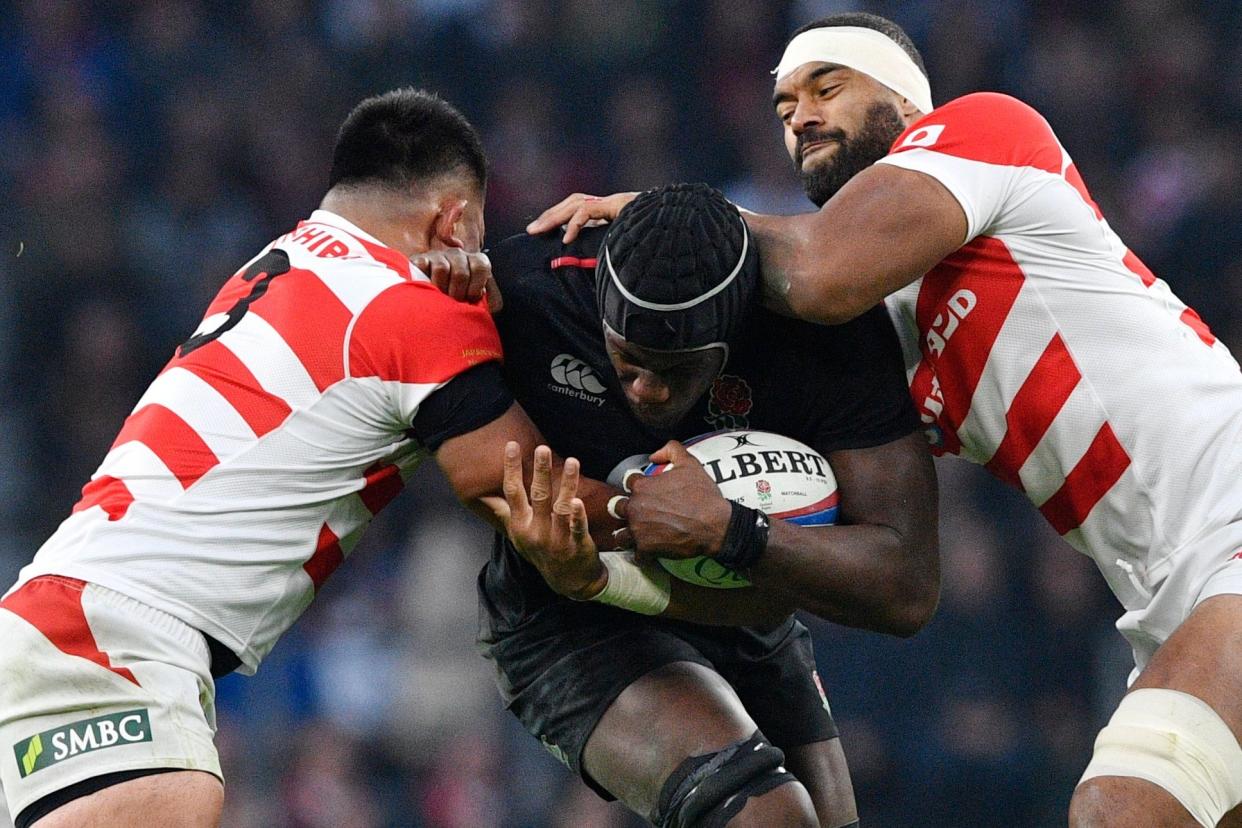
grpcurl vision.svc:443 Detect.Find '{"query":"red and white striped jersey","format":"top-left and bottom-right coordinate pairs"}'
top-left (877, 93), bottom-right (1242, 607)
top-left (12, 211), bottom-right (504, 673)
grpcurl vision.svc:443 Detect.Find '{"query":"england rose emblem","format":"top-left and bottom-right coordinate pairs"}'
top-left (706, 375), bottom-right (753, 429)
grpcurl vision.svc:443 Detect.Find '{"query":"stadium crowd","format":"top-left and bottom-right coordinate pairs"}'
top-left (1, 0), bottom-right (1239, 825)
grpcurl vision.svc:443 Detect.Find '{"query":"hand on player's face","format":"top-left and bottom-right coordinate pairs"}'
top-left (501, 442), bottom-right (608, 600)
top-left (618, 441), bottom-right (732, 564)
top-left (526, 191), bottom-right (640, 243)
top-left (412, 248), bottom-right (503, 313)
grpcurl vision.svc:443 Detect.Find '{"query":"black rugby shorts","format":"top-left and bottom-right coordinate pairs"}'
top-left (478, 604), bottom-right (838, 799)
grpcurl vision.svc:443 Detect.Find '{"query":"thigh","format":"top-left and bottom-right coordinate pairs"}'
top-left (582, 660), bottom-right (814, 824)
top-left (31, 770), bottom-right (222, 827)
top-left (785, 739), bottom-right (858, 828)
top-left (1071, 594), bottom-right (1242, 827)
top-left (1130, 594), bottom-right (1242, 738)
top-left (483, 610), bottom-right (714, 789)
top-left (0, 578), bottom-right (222, 825)
top-left (692, 619), bottom-right (839, 751)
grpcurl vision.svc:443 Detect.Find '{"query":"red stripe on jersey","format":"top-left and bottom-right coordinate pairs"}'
top-left (889, 93), bottom-right (1062, 175)
top-left (1065, 164), bottom-right (1104, 220)
top-left (1122, 250), bottom-right (1157, 288)
top-left (251, 268), bottom-right (353, 391)
top-left (1038, 423), bottom-right (1131, 535)
top-left (359, 462), bottom-right (404, 515)
top-left (304, 523), bottom-right (344, 592)
top-left (912, 237), bottom-right (1026, 442)
top-left (349, 282), bottom-right (503, 384)
top-left (72, 475), bottom-right (135, 521)
top-left (1179, 307), bottom-right (1217, 347)
top-left (113, 404), bottom-right (219, 488)
top-left (908, 360), bottom-right (962, 456)
top-left (173, 340), bottom-right (292, 437)
top-left (984, 334), bottom-right (1081, 490)
top-left (550, 256), bottom-right (598, 270)
top-left (0, 576), bottom-right (139, 685)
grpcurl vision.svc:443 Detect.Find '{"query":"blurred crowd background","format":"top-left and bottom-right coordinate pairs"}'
top-left (1, 0), bottom-right (1239, 825)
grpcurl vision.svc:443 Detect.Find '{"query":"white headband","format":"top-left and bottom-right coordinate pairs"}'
top-left (773, 26), bottom-right (933, 114)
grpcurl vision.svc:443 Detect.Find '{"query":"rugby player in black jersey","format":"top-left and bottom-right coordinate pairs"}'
top-left (484, 184), bottom-right (938, 828)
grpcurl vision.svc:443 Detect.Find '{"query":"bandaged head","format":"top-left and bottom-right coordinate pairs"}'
top-left (773, 24), bottom-right (932, 113)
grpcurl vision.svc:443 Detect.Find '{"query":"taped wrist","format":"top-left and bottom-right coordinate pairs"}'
top-left (715, 502), bottom-right (770, 572)
top-left (589, 550), bottom-right (671, 615)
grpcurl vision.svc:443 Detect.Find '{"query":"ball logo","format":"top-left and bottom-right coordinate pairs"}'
top-left (756, 479), bottom-right (773, 504)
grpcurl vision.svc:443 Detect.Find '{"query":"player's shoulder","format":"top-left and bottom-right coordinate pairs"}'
top-left (358, 278), bottom-right (493, 331)
top-left (349, 280), bottom-right (501, 383)
top-left (888, 92), bottom-right (1062, 174)
top-left (490, 226), bottom-right (607, 292)
top-left (749, 302), bottom-right (895, 347)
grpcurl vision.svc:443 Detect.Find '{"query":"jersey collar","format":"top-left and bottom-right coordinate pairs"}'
top-left (303, 209), bottom-right (415, 281)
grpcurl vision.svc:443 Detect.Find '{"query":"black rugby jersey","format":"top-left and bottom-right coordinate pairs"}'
top-left (479, 225), bottom-right (919, 632)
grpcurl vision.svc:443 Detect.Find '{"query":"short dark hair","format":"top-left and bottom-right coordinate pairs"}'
top-left (791, 12), bottom-right (927, 78)
top-left (328, 88), bottom-right (487, 193)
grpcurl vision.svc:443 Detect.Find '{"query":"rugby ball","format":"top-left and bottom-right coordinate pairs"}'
top-left (642, 430), bottom-right (838, 588)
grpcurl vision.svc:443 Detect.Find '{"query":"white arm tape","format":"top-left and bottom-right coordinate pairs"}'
top-left (1080, 688), bottom-right (1242, 827)
top-left (591, 551), bottom-right (671, 616)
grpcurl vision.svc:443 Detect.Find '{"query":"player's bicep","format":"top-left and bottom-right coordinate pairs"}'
top-left (432, 399), bottom-right (540, 520)
top-left (753, 163), bottom-right (966, 324)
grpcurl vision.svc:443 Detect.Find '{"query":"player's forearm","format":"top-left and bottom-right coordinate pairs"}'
top-left (744, 211), bottom-right (854, 323)
top-left (749, 519), bottom-right (940, 637)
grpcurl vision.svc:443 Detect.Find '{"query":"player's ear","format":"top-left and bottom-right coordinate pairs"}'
top-left (899, 95), bottom-right (923, 121)
top-left (433, 198), bottom-right (469, 249)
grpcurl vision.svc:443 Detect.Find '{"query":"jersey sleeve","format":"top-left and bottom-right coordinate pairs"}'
top-left (348, 282), bottom-right (505, 425)
top-left (809, 306), bottom-right (922, 454)
top-left (875, 92), bottom-right (1065, 242)
top-left (408, 361), bottom-right (514, 451)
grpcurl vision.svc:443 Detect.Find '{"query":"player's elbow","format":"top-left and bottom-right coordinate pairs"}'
top-left (887, 557), bottom-right (940, 637)
top-left (784, 279), bottom-right (870, 326)
top-left (887, 582), bottom-right (939, 637)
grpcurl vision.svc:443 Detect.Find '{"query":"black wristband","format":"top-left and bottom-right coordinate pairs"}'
top-left (715, 501), bottom-right (770, 572)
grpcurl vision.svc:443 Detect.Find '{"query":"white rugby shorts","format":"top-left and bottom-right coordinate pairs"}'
top-left (0, 576), bottom-right (222, 821)
top-left (1117, 516), bottom-right (1242, 682)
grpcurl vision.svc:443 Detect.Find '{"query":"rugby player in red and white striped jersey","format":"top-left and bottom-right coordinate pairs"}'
top-left (530, 13), bottom-right (1242, 828)
top-left (0, 89), bottom-right (621, 828)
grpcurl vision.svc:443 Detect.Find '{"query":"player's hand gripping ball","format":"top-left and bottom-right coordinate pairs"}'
top-left (635, 430), bottom-right (838, 588)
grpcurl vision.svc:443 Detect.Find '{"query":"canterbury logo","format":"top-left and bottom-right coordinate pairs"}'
top-left (550, 354), bottom-right (606, 394)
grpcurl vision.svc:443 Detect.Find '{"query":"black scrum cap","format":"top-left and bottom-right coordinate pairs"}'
top-left (596, 183), bottom-right (758, 350)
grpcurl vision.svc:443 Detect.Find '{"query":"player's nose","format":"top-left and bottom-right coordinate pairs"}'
top-left (626, 373), bottom-right (670, 404)
top-left (790, 97), bottom-right (823, 134)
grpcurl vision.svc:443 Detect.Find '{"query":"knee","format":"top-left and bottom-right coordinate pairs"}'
top-left (651, 730), bottom-right (808, 828)
top-left (1068, 777), bottom-right (1117, 827)
top-left (1077, 689), bottom-right (1242, 828)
